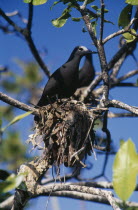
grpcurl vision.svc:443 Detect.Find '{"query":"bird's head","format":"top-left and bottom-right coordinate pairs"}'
top-left (68, 46), bottom-right (97, 61)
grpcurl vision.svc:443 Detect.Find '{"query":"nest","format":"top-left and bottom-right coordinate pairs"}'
top-left (28, 99), bottom-right (97, 168)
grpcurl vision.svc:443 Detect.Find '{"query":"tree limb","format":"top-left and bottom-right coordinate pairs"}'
top-left (0, 91), bottom-right (38, 115)
top-left (106, 100), bottom-right (138, 115)
top-left (0, 8), bottom-right (50, 77)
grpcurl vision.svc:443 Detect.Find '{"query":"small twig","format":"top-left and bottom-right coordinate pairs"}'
top-left (77, 2), bottom-right (97, 46)
top-left (6, 10), bottom-right (18, 17)
top-left (108, 111), bottom-right (138, 118)
top-left (103, 18), bottom-right (136, 44)
top-left (110, 53), bottom-right (126, 79)
top-left (0, 8), bottom-right (50, 77)
top-left (106, 99), bottom-right (138, 115)
top-left (0, 8), bottom-right (23, 33)
top-left (80, 0), bottom-right (88, 10)
top-left (100, 0), bottom-right (105, 43)
top-left (102, 110), bottom-right (111, 151)
top-left (27, 3), bottom-right (33, 32)
top-left (117, 69), bottom-right (138, 82)
top-left (94, 69), bottom-right (138, 96)
top-left (0, 91), bottom-right (38, 115)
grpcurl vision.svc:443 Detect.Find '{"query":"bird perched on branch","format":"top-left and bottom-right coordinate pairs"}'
top-left (78, 53), bottom-right (95, 88)
top-left (36, 46), bottom-right (95, 107)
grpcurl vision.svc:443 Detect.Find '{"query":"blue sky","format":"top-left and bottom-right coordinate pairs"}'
top-left (0, 0), bottom-right (138, 209)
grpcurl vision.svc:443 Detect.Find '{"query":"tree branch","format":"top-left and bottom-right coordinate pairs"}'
top-left (103, 18), bottom-right (136, 44)
top-left (106, 100), bottom-right (138, 115)
top-left (0, 8), bottom-right (50, 77)
top-left (35, 184), bottom-right (120, 209)
top-left (108, 111), bottom-right (138, 118)
top-left (0, 91), bottom-right (38, 115)
top-left (27, 3), bottom-right (33, 32)
top-left (100, 0), bottom-right (104, 43)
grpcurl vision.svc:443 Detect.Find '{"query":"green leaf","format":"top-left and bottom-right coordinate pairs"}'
top-left (91, 5), bottom-right (98, 11)
top-left (52, 7), bottom-right (71, 27)
top-left (123, 29), bottom-right (136, 43)
top-left (91, 5), bottom-right (108, 13)
top-left (104, 19), bottom-right (114, 25)
top-left (118, 5), bottom-right (132, 28)
top-left (1, 111), bottom-right (32, 132)
top-left (0, 174), bottom-right (24, 193)
top-left (71, 17), bottom-right (82, 22)
top-left (126, 0), bottom-right (138, 5)
top-left (50, 1), bottom-right (60, 10)
top-left (24, 0), bottom-right (48, 5)
top-left (113, 139), bottom-right (138, 201)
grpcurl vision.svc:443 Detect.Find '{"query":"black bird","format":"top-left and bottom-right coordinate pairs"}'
top-left (36, 46), bottom-right (93, 107)
top-left (78, 53), bottom-right (95, 88)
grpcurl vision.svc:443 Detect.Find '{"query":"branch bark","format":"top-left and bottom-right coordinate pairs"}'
top-left (0, 91), bottom-right (38, 115)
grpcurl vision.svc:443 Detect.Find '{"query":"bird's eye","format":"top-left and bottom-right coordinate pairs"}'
top-left (79, 47), bottom-right (83, 51)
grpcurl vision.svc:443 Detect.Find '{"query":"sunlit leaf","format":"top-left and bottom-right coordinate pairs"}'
top-left (91, 5), bottom-right (98, 11)
top-left (0, 173), bottom-right (24, 193)
top-left (126, 0), bottom-right (138, 5)
top-left (24, 0), bottom-right (48, 5)
top-left (1, 111), bottom-right (32, 132)
top-left (50, 1), bottom-right (60, 10)
top-left (118, 5), bottom-right (132, 28)
top-left (104, 19), bottom-right (114, 25)
top-left (71, 17), bottom-right (82, 22)
top-left (113, 139), bottom-right (138, 201)
top-left (52, 7), bottom-right (71, 27)
top-left (123, 29), bottom-right (136, 43)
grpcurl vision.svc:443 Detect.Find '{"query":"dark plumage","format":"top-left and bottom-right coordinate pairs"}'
top-left (36, 46), bottom-right (93, 107)
top-left (78, 53), bottom-right (95, 88)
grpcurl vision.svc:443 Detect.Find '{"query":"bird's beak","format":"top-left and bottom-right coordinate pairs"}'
top-left (86, 50), bottom-right (98, 54)
top-left (91, 51), bottom-right (98, 54)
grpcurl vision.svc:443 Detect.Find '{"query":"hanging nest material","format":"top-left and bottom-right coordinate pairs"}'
top-left (28, 99), bottom-right (98, 168)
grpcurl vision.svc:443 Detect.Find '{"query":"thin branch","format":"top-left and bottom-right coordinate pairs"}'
top-left (108, 112), bottom-right (138, 118)
top-left (100, 0), bottom-right (104, 43)
top-left (103, 18), bottom-right (136, 44)
top-left (0, 8), bottom-right (50, 77)
top-left (112, 82), bottom-right (138, 87)
top-left (27, 3), bottom-right (33, 32)
top-left (25, 34), bottom-right (50, 77)
top-left (6, 10), bottom-right (18, 17)
top-left (0, 91), bottom-right (38, 115)
top-left (0, 195), bottom-right (14, 209)
top-left (77, 3), bottom-right (97, 46)
top-left (117, 69), bottom-right (138, 82)
top-left (110, 53), bottom-right (126, 79)
top-left (0, 8), bottom-right (23, 33)
top-left (102, 110), bottom-right (111, 151)
top-left (50, 191), bottom-right (138, 209)
top-left (80, 0), bottom-right (88, 10)
top-left (94, 69), bottom-right (138, 96)
top-left (106, 100), bottom-right (138, 115)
